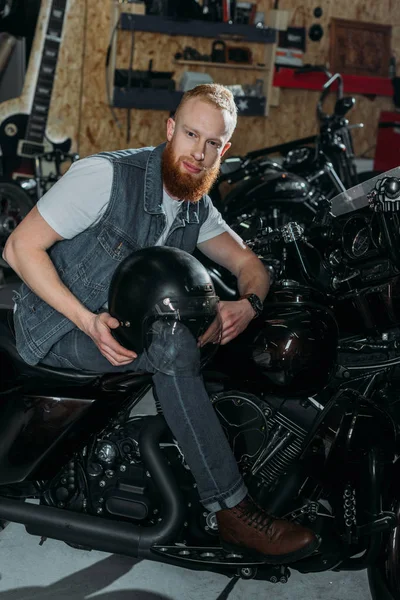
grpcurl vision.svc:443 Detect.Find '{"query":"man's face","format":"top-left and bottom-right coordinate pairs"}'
top-left (162, 98), bottom-right (232, 202)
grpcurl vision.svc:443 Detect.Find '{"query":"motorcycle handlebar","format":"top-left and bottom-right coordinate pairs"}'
top-left (281, 65), bottom-right (345, 122)
top-left (248, 224), bottom-right (324, 290)
top-left (247, 228), bottom-right (283, 249)
top-left (249, 221), bottom-right (309, 249)
top-left (317, 73), bottom-right (344, 122)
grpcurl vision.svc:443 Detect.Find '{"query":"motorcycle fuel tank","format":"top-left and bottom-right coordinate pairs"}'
top-left (222, 168), bottom-right (315, 219)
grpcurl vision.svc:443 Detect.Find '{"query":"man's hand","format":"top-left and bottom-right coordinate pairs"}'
top-left (199, 299), bottom-right (255, 347)
top-left (84, 312), bottom-right (137, 366)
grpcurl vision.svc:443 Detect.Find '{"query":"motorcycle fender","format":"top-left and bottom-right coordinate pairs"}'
top-left (0, 390), bottom-right (97, 485)
top-left (0, 382), bottom-right (136, 486)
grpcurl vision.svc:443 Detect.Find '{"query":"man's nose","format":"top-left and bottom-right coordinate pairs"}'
top-left (191, 140), bottom-right (205, 162)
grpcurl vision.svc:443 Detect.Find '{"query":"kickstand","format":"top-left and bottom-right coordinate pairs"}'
top-left (39, 536), bottom-right (47, 546)
top-left (216, 576), bottom-right (240, 600)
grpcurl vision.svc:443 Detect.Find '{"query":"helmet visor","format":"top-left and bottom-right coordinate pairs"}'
top-left (143, 296), bottom-right (221, 376)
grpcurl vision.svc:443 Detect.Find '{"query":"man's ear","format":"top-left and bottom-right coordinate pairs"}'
top-left (166, 117), bottom-right (175, 142)
top-left (220, 141), bottom-right (231, 158)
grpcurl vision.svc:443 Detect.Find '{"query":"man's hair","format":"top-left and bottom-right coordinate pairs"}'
top-left (174, 83), bottom-right (238, 139)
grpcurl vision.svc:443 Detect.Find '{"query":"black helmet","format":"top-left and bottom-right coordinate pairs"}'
top-left (108, 247), bottom-right (221, 375)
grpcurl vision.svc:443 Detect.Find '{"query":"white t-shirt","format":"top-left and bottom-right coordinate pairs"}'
top-left (37, 156), bottom-right (234, 244)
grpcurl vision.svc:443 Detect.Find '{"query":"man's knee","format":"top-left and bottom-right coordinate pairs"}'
top-left (146, 320), bottom-right (201, 376)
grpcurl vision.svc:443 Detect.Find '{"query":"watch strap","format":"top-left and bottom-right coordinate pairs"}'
top-left (240, 293), bottom-right (263, 318)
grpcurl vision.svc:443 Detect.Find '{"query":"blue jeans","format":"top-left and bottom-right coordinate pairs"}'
top-left (41, 326), bottom-right (247, 512)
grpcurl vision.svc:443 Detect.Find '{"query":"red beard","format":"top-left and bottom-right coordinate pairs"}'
top-left (162, 142), bottom-right (220, 203)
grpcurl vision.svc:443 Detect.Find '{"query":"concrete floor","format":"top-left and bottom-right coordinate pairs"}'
top-left (0, 273), bottom-right (374, 600)
top-left (0, 522), bottom-right (372, 600)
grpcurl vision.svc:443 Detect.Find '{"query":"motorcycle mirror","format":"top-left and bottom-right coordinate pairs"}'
top-left (334, 97), bottom-right (355, 117)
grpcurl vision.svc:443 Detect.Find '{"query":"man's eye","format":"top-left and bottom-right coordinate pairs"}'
top-left (187, 131), bottom-right (195, 137)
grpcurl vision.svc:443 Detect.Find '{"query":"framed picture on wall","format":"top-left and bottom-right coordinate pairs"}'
top-left (329, 18), bottom-right (392, 78)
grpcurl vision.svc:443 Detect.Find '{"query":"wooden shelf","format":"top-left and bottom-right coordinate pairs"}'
top-left (109, 12), bottom-right (276, 118)
top-left (113, 87), bottom-right (267, 116)
top-left (174, 60), bottom-right (267, 71)
top-left (119, 14), bottom-right (276, 44)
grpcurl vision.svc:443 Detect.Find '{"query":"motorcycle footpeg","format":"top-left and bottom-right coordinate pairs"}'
top-left (151, 544), bottom-right (269, 566)
top-left (220, 535), bottom-right (322, 566)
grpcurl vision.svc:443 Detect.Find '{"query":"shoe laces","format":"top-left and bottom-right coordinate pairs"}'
top-left (237, 499), bottom-right (278, 535)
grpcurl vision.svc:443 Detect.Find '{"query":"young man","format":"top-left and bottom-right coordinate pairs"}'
top-left (3, 84), bottom-right (319, 563)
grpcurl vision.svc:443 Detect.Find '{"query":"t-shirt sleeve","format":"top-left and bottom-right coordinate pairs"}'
top-left (197, 197), bottom-right (240, 244)
top-left (36, 156), bottom-right (113, 239)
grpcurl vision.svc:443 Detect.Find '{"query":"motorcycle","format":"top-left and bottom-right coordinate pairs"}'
top-left (0, 172), bottom-right (400, 597)
top-left (212, 69), bottom-right (378, 238)
top-left (209, 168), bottom-right (400, 596)
top-left (280, 68), bottom-right (365, 194)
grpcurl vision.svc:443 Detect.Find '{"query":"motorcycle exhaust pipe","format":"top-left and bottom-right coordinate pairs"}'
top-left (0, 415), bottom-right (186, 559)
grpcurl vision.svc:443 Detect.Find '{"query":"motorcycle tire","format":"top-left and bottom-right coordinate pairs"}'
top-left (368, 531), bottom-right (400, 600)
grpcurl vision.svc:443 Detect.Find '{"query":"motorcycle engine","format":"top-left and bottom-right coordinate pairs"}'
top-left (43, 390), bottom-right (321, 542)
top-left (211, 391), bottom-right (321, 502)
top-left (44, 416), bottom-right (167, 524)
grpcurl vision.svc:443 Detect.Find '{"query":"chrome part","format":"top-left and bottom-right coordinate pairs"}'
top-left (281, 222), bottom-right (305, 243)
top-left (206, 512), bottom-right (218, 531)
top-left (96, 442), bottom-right (118, 465)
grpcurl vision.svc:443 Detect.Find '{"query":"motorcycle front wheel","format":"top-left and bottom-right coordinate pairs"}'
top-left (368, 499), bottom-right (400, 599)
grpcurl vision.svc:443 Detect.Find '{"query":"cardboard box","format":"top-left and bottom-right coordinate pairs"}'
top-left (268, 9), bottom-right (290, 31)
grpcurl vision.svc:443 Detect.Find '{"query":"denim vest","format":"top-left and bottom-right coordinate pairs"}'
top-left (14, 143), bottom-right (211, 365)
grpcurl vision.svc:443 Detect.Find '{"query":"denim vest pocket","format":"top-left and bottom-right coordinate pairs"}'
top-left (98, 226), bottom-right (137, 261)
top-left (77, 226), bottom-right (138, 293)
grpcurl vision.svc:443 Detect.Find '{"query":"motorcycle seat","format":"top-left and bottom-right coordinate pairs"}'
top-left (0, 308), bottom-right (152, 387)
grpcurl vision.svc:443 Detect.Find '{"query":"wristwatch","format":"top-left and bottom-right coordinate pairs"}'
top-left (240, 293), bottom-right (263, 319)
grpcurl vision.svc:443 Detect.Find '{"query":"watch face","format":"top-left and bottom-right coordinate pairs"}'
top-left (249, 294), bottom-right (263, 314)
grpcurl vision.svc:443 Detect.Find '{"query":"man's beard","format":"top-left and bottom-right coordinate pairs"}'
top-left (162, 142), bottom-right (220, 203)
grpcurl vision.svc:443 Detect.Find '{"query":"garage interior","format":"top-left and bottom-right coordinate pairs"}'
top-left (0, 0), bottom-right (399, 598)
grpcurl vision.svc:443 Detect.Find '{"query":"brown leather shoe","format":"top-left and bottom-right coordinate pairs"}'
top-left (216, 496), bottom-right (320, 564)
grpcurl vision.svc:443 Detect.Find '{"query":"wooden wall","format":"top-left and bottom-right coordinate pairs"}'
top-left (259, 0), bottom-right (400, 160)
top-left (23, 0), bottom-right (400, 159)
top-left (0, 0), bottom-right (85, 155)
top-left (48, 0), bottom-right (85, 149)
